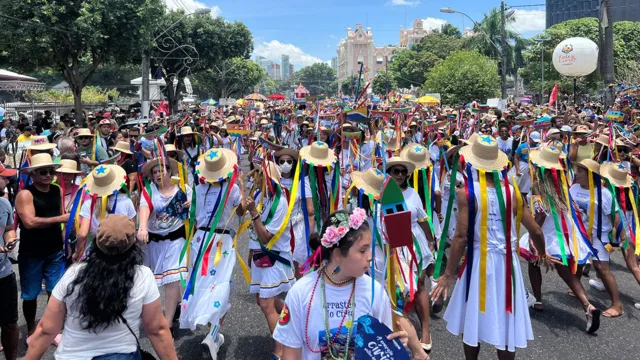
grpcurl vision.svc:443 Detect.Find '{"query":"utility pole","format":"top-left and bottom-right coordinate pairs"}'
top-left (141, 51), bottom-right (150, 119)
top-left (602, 0), bottom-right (615, 107)
top-left (500, 1), bottom-right (507, 100)
top-left (385, 55), bottom-right (389, 97)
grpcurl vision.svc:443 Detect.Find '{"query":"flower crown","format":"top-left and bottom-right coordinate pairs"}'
top-left (321, 208), bottom-right (367, 248)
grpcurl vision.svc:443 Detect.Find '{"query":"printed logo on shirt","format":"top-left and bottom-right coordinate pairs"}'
top-left (278, 303), bottom-right (291, 326)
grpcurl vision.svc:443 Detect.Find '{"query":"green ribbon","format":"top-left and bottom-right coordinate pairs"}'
top-left (542, 167), bottom-right (568, 266)
top-left (422, 168), bottom-right (435, 237)
top-left (434, 153), bottom-right (458, 279)
top-left (308, 165), bottom-right (322, 232)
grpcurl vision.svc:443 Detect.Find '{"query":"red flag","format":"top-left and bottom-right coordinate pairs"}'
top-left (549, 83), bottom-right (558, 107)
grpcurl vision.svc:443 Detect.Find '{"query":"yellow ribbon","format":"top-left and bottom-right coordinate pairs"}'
top-left (387, 247), bottom-right (397, 309)
top-left (628, 189), bottom-right (640, 255)
top-left (587, 170), bottom-right (595, 239)
top-left (265, 159), bottom-right (301, 250)
top-left (412, 168), bottom-right (419, 191)
top-left (99, 194), bottom-right (108, 221)
top-left (343, 184), bottom-right (355, 209)
top-left (560, 170), bottom-right (578, 274)
top-left (511, 176), bottom-right (523, 256)
top-left (478, 169), bottom-right (488, 313)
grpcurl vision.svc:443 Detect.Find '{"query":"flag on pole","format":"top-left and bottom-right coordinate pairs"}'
top-left (549, 83), bottom-right (559, 107)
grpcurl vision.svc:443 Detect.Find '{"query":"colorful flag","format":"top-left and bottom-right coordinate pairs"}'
top-left (549, 83), bottom-right (558, 107)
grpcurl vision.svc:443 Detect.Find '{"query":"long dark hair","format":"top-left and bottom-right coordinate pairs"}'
top-left (64, 243), bottom-right (144, 333)
top-left (309, 210), bottom-right (371, 264)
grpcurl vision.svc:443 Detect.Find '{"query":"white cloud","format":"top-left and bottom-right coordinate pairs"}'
top-left (422, 17), bottom-right (447, 31)
top-left (163, 0), bottom-right (222, 17)
top-left (388, 0), bottom-right (421, 6)
top-left (253, 40), bottom-right (325, 68)
top-left (511, 9), bottom-right (546, 33)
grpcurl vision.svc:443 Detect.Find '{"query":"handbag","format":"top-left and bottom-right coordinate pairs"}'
top-left (252, 250), bottom-right (276, 268)
top-left (119, 315), bottom-right (157, 360)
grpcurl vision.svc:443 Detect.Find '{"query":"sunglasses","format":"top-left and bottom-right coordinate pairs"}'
top-left (390, 168), bottom-right (408, 176)
top-left (37, 169), bottom-right (56, 176)
top-left (279, 159), bottom-right (293, 165)
top-left (78, 136), bottom-right (92, 140)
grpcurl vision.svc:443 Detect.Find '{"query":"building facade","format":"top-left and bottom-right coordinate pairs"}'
top-left (281, 55), bottom-right (290, 79)
top-left (289, 64), bottom-right (295, 78)
top-left (546, 0), bottom-right (640, 28)
top-left (336, 20), bottom-right (432, 90)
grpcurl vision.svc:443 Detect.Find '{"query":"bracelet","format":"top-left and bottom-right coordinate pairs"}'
top-left (251, 214), bottom-right (260, 222)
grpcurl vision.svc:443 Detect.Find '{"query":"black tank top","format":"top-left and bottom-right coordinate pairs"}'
top-left (19, 184), bottom-right (63, 257)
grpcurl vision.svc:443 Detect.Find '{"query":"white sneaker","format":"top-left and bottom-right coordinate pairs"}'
top-left (634, 303), bottom-right (640, 310)
top-left (201, 333), bottom-right (224, 360)
top-left (526, 291), bottom-right (536, 308)
top-left (589, 279), bottom-right (606, 292)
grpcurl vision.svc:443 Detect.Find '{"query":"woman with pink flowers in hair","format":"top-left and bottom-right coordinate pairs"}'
top-left (273, 209), bottom-right (429, 360)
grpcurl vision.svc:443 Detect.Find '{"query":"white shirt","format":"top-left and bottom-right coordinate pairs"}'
top-left (194, 183), bottom-right (241, 230)
top-left (249, 191), bottom-right (291, 252)
top-left (280, 176), bottom-right (312, 213)
top-left (79, 193), bottom-right (136, 235)
top-left (273, 272), bottom-right (392, 359)
top-left (53, 264), bottom-right (159, 360)
top-left (140, 184), bottom-right (193, 236)
top-left (360, 140), bottom-right (375, 171)
top-left (570, 184), bottom-right (616, 243)
top-left (497, 137), bottom-right (514, 159)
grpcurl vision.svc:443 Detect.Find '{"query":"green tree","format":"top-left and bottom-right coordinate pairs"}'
top-left (0, 0), bottom-right (164, 122)
top-left (340, 75), bottom-right (363, 97)
top-left (441, 23), bottom-right (462, 38)
top-left (192, 58), bottom-right (266, 99)
top-left (390, 33), bottom-right (463, 89)
top-left (295, 63), bottom-right (336, 95)
top-left (371, 70), bottom-right (397, 96)
top-left (153, 10), bottom-right (253, 112)
top-left (424, 50), bottom-right (500, 105)
top-left (259, 77), bottom-right (279, 96)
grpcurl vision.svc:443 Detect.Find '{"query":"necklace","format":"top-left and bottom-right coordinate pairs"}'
top-left (304, 269), bottom-right (356, 358)
top-left (321, 271), bottom-right (355, 360)
top-left (324, 267), bottom-right (355, 285)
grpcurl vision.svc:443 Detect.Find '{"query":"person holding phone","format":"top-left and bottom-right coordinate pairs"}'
top-left (0, 163), bottom-right (19, 359)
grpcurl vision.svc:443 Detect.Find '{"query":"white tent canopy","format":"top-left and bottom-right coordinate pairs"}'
top-left (0, 69), bottom-right (38, 82)
top-left (0, 69), bottom-right (45, 91)
top-left (130, 75), bottom-right (193, 101)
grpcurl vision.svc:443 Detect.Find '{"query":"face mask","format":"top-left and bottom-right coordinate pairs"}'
top-left (279, 163), bottom-right (293, 174)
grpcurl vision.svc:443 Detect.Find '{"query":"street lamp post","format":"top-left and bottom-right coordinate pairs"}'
top-left (141, 7), bottom-right (211, 119)
top-left (534, 38), bottom-right (551, 105)
top-left (441, 5), bottom-right (514, 100)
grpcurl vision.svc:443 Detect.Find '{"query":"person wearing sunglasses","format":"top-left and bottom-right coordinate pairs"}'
top-left (74, 128), bottom-right (108, 176)
top-left (15, 153), bottom-right (70, 345)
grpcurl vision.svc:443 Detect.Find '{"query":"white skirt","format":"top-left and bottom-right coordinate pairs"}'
top-left (144, 238), bottom-right (188, 286)
top-left (444, 247), bottom-right (534, 352)
top-left (515, 162), bottom-right (531, 194)
top-left (249, 251), bottom-right (296, 298)
top-left (291, 212), bottom-right (310, 264)
top-left (180, 230), bottom-right (235, 330)
top-left (412, 223), bottom-right (434, 270)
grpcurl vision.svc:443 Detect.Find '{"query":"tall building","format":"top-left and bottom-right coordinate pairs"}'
top-left (273, 63), bottom-right (282, 81)
top-left (336, 20), bottom-right (433, 89)
top-left (281, 55), bottom-right (290, 79)
top-left (331, 57), bottom-right (338, 72)
top-left (289, 64), bottom-right (295, 78)
top-left (546, 0), bottom-right (640, 28)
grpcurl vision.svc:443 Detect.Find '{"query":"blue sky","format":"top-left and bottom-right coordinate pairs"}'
top-left (164, 0), bottom-right (546, 70)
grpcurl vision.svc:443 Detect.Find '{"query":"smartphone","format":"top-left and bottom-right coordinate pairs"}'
top-left (6, 239), bottom-right (19, 250)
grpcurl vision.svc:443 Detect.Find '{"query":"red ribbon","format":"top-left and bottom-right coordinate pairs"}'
top-left (504, 174), bottom-right (513, 313)
top-left (551, 168), bottom-right (575, 270)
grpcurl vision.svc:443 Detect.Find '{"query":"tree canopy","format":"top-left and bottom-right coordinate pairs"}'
top-left (0, 0), bottom-right (164, 121)
top-left (294, 63), bottom-right (336, 95)
top-left (371, 70), bottom-right (396, 96)
top-left (424, 50), bottom-right (500, 105)
top-left (192, 57), bottom-right (266, 99)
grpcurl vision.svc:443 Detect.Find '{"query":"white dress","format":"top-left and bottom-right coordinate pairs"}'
top-left (141, 184), bottom-right (192, 286)
top-left (280, 176), bottom-right (313, 264)
top-left (444, 182), bottom-right (534, 352)
top-left (402, 187), bottom-right (434, 269)
top-left (249, 192), bottom-right (296, 298)
top-left (180, 183), bottom-right (242, 330)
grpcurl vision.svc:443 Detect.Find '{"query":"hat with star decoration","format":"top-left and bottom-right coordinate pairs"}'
top-left (459, 134), bottom-right (509, 171)
top-left (85, 164), bottom-right (127, 196)
top-left (600, 162), bottom-right (633, 188)
top-left (195, 148), bottom-right (237, 183)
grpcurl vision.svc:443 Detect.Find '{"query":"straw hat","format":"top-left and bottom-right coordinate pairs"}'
top-left (383, 131), bottom-right (401, 152)
top-left (28, 136), bottom-right (56, 150)
top-left (573, 125), bottom-right (591, 134)
top-left (111, 141), bottom-right (133, 155)
top-left (320, 126), bottom-right (333, 134)
top-left (529, 145), bottom-right (564, 170)
top-left (576, 159), bottom-right (600, 174)
top-left (600, 162), bottom-right (632, 188)
top-left (249, 131), bottom-right (262, 141)
top-left (178, 126), bottom-right (200, 137)
top-left (351, 168), bottom-right (385, 198)
top-left (141, 158), bottom-right (179, 179)
top-left (340, 123), bottom-right (358, 133)
top-left (74, 128), bottom-right (93, 138)
top-left (259, 118), bottom-right (270, 125)
top-left (56, 159), bottom-right (82, 174)
top-left (299, 141), bottom-right (337, 167)
top-left (459, 135), bottom-right (509, 171)
top-left (24, 153), bottom-right (62, 172)
top-left (164, 144), bottom-right (184, 158)
top-left (263, 160), bottom-right (282, 183)
top-left (274, 148), bottom-right (299, 160)
top-left (400, 143), bottom-right (432, 169)
top-left (85, 165), bottom-right (127, 196)
top-left (195, 148), bottom-right (237, 183)
top-left (386, 156), bottom-right (416, 175)
top-left (596, 134), bottom-right (611, 147)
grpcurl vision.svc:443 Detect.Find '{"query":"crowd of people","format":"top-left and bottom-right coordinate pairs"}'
top-left (0, 90), bottom-right (639, 360)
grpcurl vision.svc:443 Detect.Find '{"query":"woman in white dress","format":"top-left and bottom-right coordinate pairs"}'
top-left (432, 135), bottom-right (547, 359)
top-left (238, 161), bottom-right (296, 359)
top-left (274, 148), bottom-right (315, 274)
top-left (385, 155), bottom-right (435, 353)
top-left (137, 157), bottom-right (192, 336)
top-left (522, 146), bottom-right (601, 333)
top-left (179, 148), bottom-right (242, 358)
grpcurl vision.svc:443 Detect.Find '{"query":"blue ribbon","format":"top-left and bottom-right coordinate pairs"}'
top-left (300, 162), bottom-right (311, 258)
top-left (464, 163), bottom-right (476, 302)
top-left (63, 185), bottom-right (85, 258)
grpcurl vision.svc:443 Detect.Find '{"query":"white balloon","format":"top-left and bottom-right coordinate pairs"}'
top-left (552, 37), bottom-right (599, 77)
